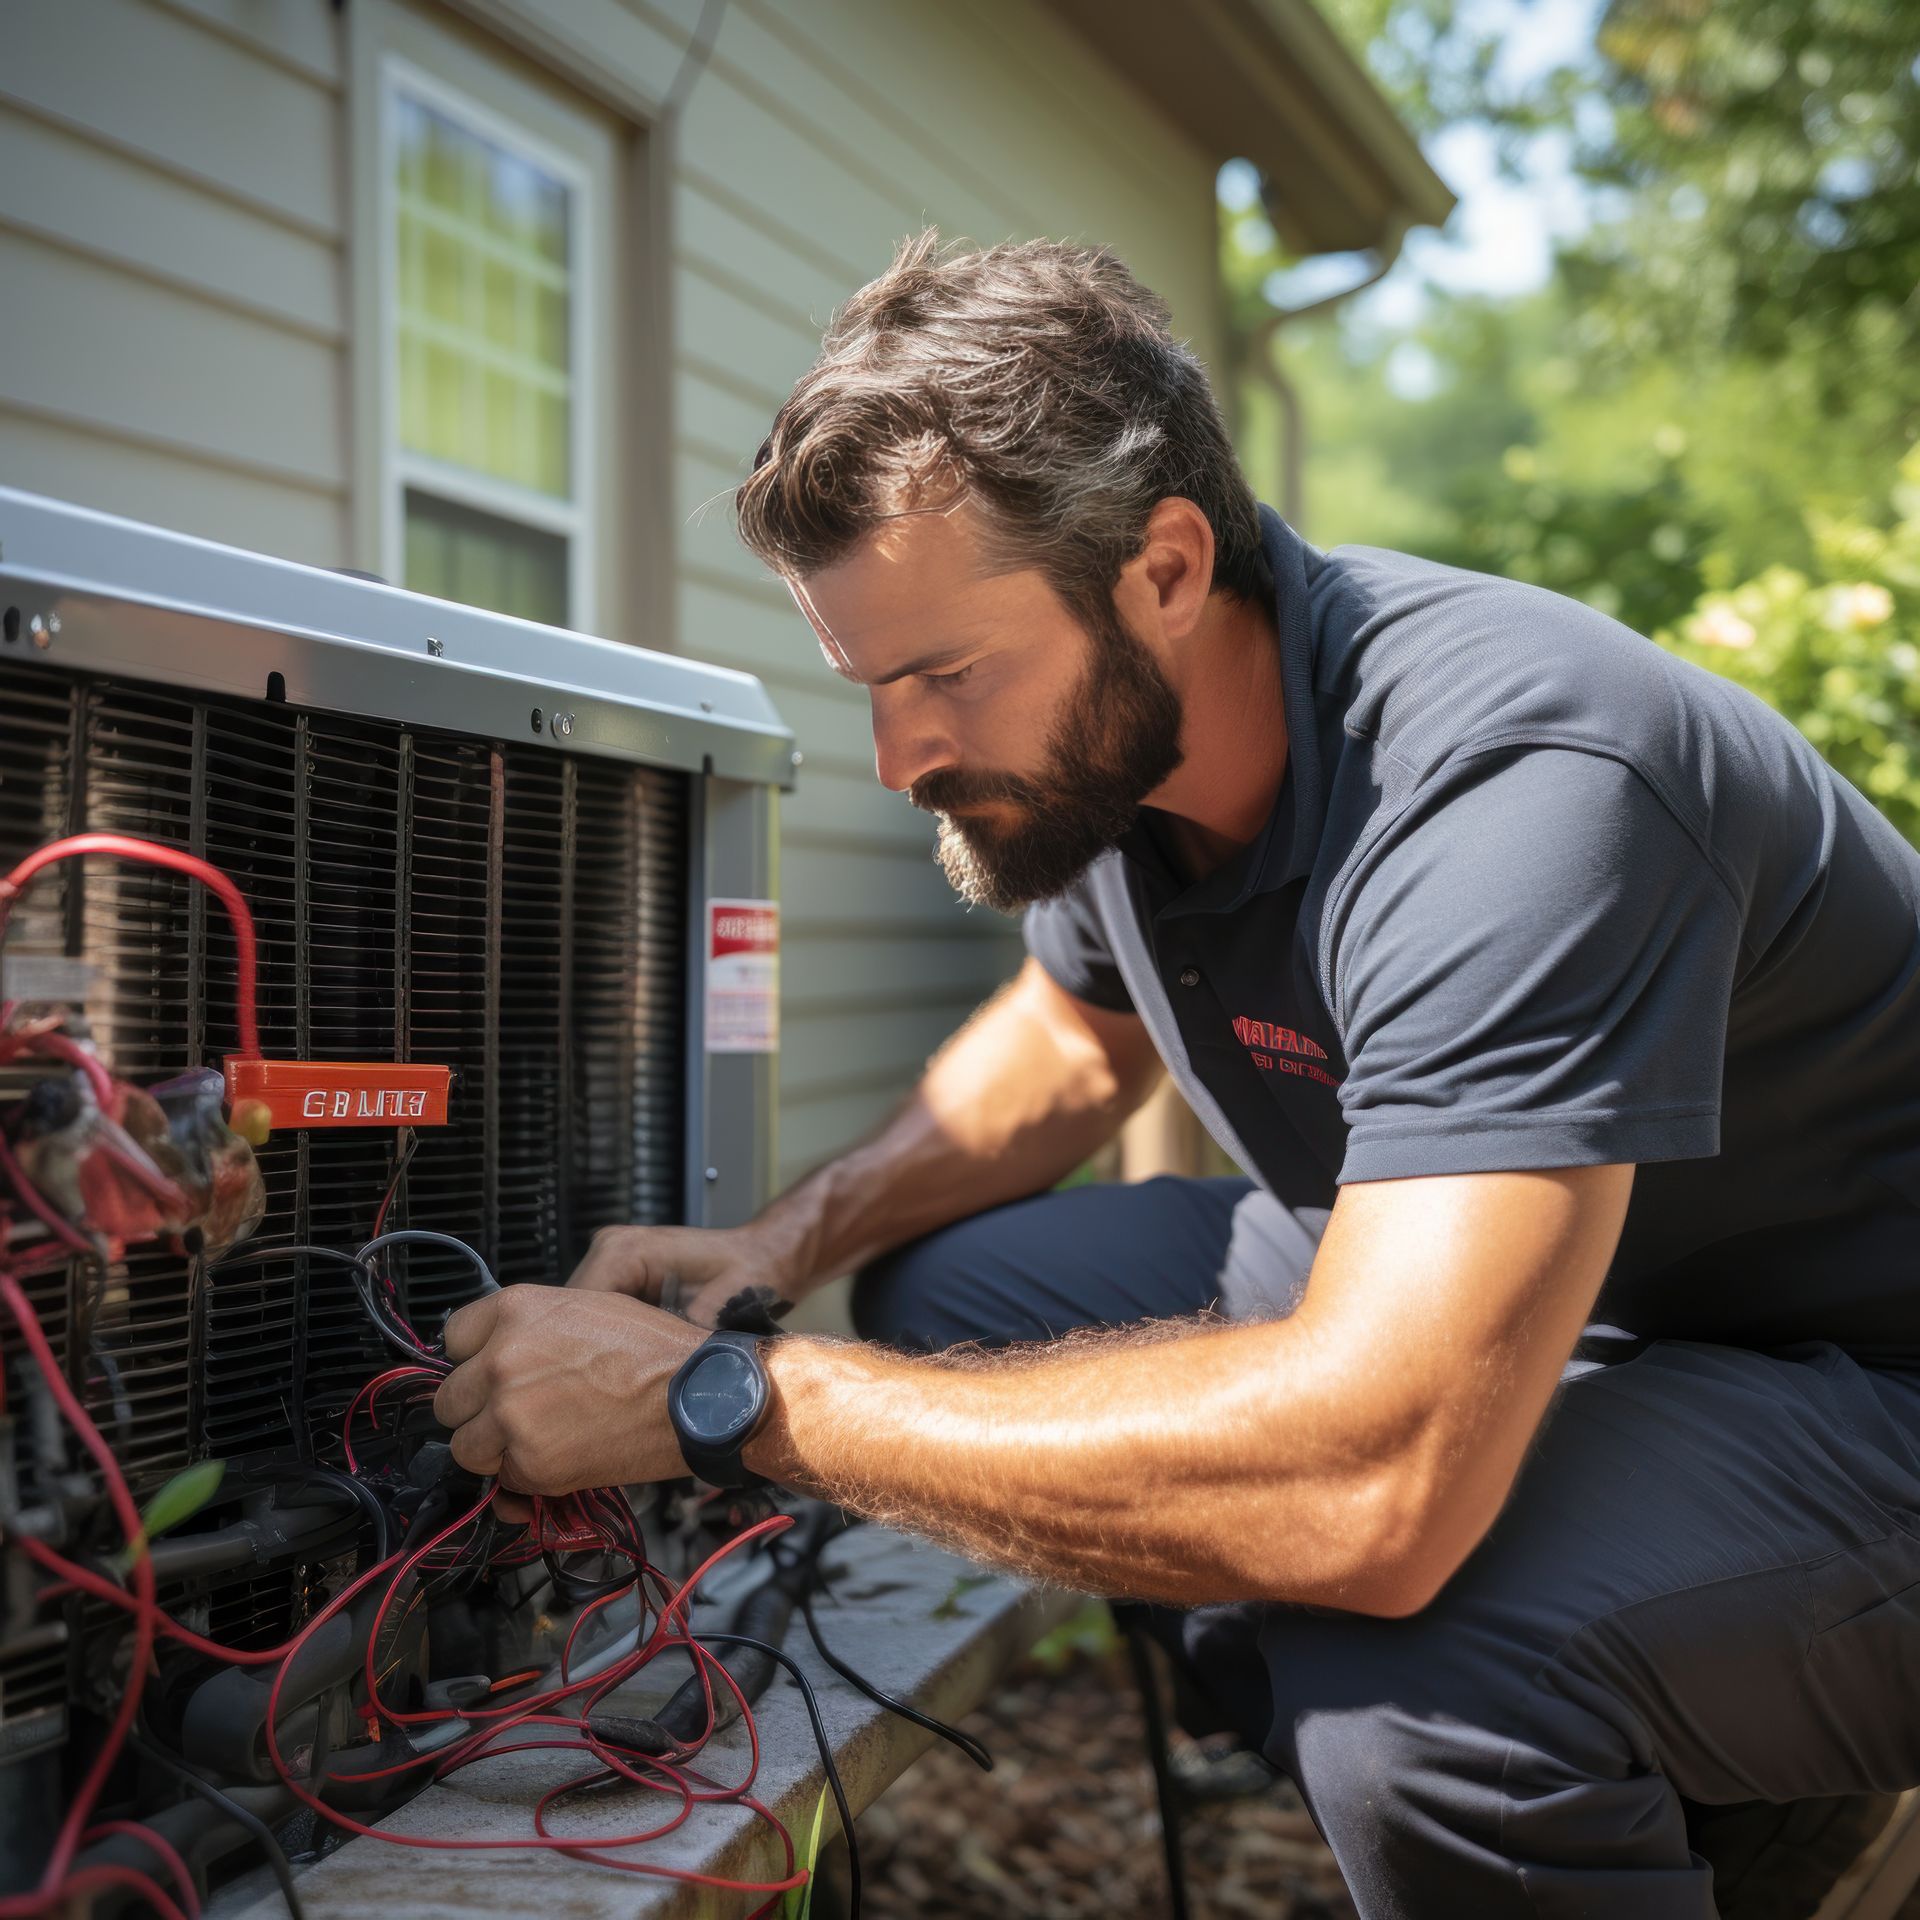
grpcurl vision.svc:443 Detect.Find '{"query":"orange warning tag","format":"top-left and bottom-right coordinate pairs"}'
top-left (224, 1058), bottom-right (452, 1130)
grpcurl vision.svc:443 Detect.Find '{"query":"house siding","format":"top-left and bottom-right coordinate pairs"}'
top-left (0, 0), bottom-right (350, 564)
top-left (0, 0), bottom-right (1229, 1194)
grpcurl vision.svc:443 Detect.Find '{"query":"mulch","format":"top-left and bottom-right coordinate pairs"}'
top-left (857, 1644), bottom-right (1357, 1919)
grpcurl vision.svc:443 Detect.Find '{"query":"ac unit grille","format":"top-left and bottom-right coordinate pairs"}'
top-left (0, 657), bottom-right (690, 1484)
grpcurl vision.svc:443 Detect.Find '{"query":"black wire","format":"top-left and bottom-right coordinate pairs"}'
top-left (798, 1585), bottom-right (994, 1773)
top-left (773, 1517), bottom-right (994, 1774)
top-left (354, 1230), bottom-right (499, 1296)
top-left (364, 1131), bottom-right (419, 1310)
top-left (279, 1464), bottom-right (391, 1563)
top-left (373, 1132), bottom-right (419, 1234)
top-left (1122, 1618), bottom-right (1191, 1920)
top-left (129, 1731), bottom-right (307, 1920)
top-left (208, 1243), bottom-right (437, 1370)
top-left (348, 1262), bottom-right (449, 1370)
top-left (700, 1631), bottom-right (860, 1920)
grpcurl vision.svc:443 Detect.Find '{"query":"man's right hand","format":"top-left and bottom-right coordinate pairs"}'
top-left (566, 1223), bottom-right (802, 1329)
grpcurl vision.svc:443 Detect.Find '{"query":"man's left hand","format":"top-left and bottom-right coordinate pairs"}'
top-left (433, 1285), bottom-right (707, 1492)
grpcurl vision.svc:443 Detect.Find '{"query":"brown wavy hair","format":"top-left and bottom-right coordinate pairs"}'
top-left (734, 231), bottom-right (1270, 626)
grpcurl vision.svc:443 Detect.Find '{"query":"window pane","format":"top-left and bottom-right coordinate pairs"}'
top-left (393, 91), bottom-right (573, 499)
top-left (404, 487), bottom-right (568, 627)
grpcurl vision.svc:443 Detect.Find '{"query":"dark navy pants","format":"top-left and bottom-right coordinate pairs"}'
top-left (851, 1177), bottom-right (1920, 1919)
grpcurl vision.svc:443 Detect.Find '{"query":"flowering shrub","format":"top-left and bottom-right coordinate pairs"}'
top-left (1659, 446), bottom-right (1920, 844)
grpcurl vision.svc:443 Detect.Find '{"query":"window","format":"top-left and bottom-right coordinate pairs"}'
top-left (381, 62), bottom-right (594, 628)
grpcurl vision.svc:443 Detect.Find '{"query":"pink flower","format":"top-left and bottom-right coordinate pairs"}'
top-left (1833, 583), bottom-right (1894, 630)
top-left (1689, 605), bottom-right (1757, 650)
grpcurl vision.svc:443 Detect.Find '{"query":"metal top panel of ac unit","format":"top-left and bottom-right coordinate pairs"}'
top-left (0, 487), bottom-right (796, 791)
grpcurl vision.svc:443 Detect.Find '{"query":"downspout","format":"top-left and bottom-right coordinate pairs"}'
top-left (1243, 210), bottom-right (1413, 529)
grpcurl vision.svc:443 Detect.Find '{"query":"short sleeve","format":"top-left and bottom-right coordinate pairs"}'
top-left (1023, 883), bottom-right (1135, 1014)
top-left (1332, 747), bottom-right (1745, 1183)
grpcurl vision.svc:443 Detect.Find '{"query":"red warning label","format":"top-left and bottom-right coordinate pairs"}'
top-left (707, 898), bottom-right (779, 1054)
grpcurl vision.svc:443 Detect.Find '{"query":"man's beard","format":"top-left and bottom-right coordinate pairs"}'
top-left (909, 600), bottom-right (1185, 914)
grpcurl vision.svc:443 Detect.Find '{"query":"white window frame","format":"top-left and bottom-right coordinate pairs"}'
top-left (375, 53), bottom-right (598, 631)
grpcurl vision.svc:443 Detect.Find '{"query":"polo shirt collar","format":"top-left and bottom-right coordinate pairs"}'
top-left (1262, 501), bottom-right (1329, 891)
top-left (1119, 502), bottom-right (1327, 912)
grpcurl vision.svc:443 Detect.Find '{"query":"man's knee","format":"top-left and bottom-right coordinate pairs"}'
top-left (1262, 1607), bottom-right (1695, 1906)
top-left (846, 1209), bottom-right (1042, 1352)
top-left (847, 1233), bottom-right (952, 1351)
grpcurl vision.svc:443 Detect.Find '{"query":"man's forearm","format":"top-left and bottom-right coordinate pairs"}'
top-left (737, 1167), bottom-right (1631, 1617)
top-left (743, 1318), bottom-right (1410, 1612)
top-left (751, 965), bottom-right (1161, 1291)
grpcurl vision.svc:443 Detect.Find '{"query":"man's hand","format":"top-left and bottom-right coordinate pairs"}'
top-left (433, 1285), bottom-right (706, 1491)
top-left (567, 1223), bottom-right (802, 1329)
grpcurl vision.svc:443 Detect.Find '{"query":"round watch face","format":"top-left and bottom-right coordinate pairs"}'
top-left (677, 1345), bottom-right (760, 1444)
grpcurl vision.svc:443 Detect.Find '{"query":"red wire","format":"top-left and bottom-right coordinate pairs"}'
top-left (11, 1535), bottom-right (309, 1667)
top-left (10, 1444), bottom-right (809, 1900)
top-left (255, 1500), bottom-right (807, 1893)
top-left (3, 1251), bottom-right (809, 1905)
top-left (80, 1822), bottom-right (202, 1920)
top-left (0, 838), bottom-right (820, 1902)
top-left (0, 835), bottom-right (262, 1057)
top-left (0, 1128), bottom-right (94, 1255)
top-left (0, 1026), bottom-right (115, 1111)
top-left (0, 1027), bottom-right (194, 1226)
top-left (342, 1364), bottom-right (441, 1471)
top-left (0, 1273), bottom-right (159, 1913)
top-left (19, 1865), bottom-right (190, 1920)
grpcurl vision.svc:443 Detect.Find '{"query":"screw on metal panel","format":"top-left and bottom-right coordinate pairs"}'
top-left (426, 636), bottom-right (444, 656)
top-left (551, 712), bottom-right (574, 738)
top-left (28, 613), bottom-right (55, 650)
top-left (699, 699), bottom-right (713, 712)
top-left (704, 1167), bottom-right (719, 1183)
top-left (790, 750), bottom-right (804, 768)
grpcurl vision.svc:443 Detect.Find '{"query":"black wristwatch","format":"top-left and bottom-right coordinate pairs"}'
top-left (667, 1329), bottom-right (775, 1488)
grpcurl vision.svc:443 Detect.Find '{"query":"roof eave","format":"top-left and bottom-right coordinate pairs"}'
top-left (1039, 0), bottom-right (1455, 256)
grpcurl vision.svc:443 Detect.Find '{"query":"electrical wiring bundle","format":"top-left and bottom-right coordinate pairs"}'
top-left (0, 833), bottom-right (981, 1920)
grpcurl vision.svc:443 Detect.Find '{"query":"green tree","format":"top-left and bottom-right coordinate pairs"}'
top-left (1228, 0), bottom-right (1920, 635)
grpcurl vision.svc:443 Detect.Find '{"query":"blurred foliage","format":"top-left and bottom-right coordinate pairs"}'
top-left (1665, 446), bottom-right (1920, 842)
top-left (1224, 0), bottom-right (1920, 835)
top-left (1025, 1600), bottom-right (1121, 1675)
top-left (1569, 0), bottom-right (1920, 377)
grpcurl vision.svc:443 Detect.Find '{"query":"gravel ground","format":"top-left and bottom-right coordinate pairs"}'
top-left (857, 1645), bottom-right (1357, 1919)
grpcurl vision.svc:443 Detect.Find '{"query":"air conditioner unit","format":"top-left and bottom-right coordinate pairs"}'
top-left (0, 487), bottom-right (793, 1889)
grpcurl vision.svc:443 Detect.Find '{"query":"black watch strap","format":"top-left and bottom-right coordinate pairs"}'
top-left (668, 1328), bottom-right (774, 1489)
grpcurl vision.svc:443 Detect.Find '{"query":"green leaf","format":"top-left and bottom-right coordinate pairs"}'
top-left (930, 1572), bottom-right (996, 1621)
top-left (114, 1459), bottom-right (226, 1575)
top-left (780, 1785), bottom-right (830, 1920)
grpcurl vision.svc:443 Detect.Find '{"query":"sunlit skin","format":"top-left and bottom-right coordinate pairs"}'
top-left (437, 495), bottom-right (1637, 1615)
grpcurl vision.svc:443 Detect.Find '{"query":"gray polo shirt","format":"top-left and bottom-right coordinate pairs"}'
top-left (1025, 505), bottom-right (1920, 1362)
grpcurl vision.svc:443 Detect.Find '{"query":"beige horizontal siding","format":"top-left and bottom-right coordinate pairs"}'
top-left (2, 0), bottom-right (342, 237)
top-left (0, 113), bottom-right (343, 338)
top-left (784, 931), bottom-right (1019, 1008)
top-left (0, 410), bottom-right (348, 566)
top-left (0, 232), bottom-right (346, 492)
top-left (0, 0), bottom-right (349, 562)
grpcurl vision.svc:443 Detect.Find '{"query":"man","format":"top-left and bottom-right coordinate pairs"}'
top-left (434, 233), bottom-right (1920, 1917)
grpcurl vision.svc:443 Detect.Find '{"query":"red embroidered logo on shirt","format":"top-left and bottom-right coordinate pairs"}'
top-left (1231, 1015), bottom-right (1342, 1088)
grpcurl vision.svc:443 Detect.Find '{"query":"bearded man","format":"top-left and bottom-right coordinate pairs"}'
top-left (434, 233), bottom-right (1920, 1918)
